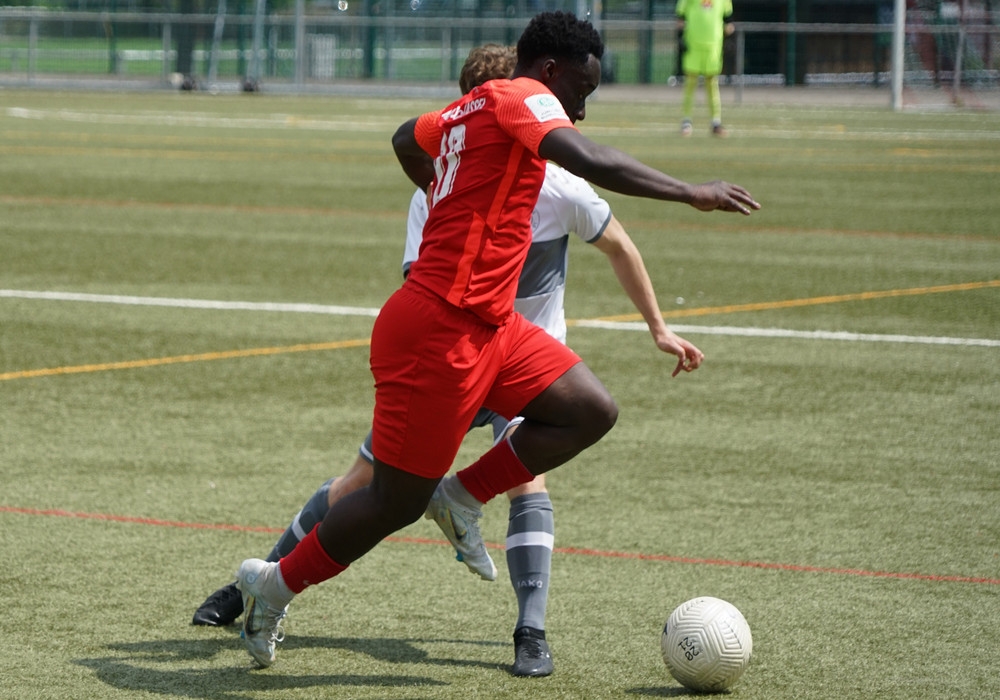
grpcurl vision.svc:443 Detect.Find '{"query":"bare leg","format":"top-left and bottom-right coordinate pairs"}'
top-left (327, 454), bottom-right (374, 507)
top-left (314, 460), bottom-right (440, 565)
top-left (509, 362), bottom-right (618, 475)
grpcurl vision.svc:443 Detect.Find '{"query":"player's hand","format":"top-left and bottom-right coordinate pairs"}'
top-left (689, 181), bottom-right (760, 215)
top-left (656, 330), bottom-right (705, 377)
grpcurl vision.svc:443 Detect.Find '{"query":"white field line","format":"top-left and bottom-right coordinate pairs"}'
top-left (0, 289), bottom-right (381, 317)
top-left (3, 289), bottom-right (997, 348)
top-left (574, 319), bottom-right (1000, 348)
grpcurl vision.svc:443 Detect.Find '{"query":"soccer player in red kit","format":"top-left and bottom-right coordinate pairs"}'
top-left (234, 11), bottom-right (759, 669)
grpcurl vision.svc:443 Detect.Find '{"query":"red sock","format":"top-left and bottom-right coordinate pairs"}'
top-left (278, 524), bottom-right (347, 593)
top-left (456, 438), bottom-right (535, 504)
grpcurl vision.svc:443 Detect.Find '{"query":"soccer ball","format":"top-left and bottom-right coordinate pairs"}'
top-left (661, 597), bottom-right (753, 692)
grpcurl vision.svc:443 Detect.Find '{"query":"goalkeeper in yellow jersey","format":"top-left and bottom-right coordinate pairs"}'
top-left (676, 0), bottom-right (734, 137)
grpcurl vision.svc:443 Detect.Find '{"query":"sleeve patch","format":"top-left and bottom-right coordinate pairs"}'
top-left (523, 93), bottom-right (570, 123)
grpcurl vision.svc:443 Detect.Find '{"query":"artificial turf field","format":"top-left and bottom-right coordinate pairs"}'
top-left (1, 87), bottom-right (998, 699)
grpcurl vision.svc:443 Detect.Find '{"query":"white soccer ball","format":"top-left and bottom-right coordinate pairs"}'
top-left (661, 596), bottom-right (753, 693)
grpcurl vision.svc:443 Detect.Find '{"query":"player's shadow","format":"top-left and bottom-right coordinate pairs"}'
top-left (74, 635), bottom-right (506, 699)
top-left (284, 634), bottom-right (506, 669)
top-left (627, 687), bottom-right (733, 697)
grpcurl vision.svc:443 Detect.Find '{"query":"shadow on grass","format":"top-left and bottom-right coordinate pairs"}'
top-left (281, 634), bottom-right (507, 668)
top-left (74, 635), bottom-right (507, 699)
top-left (627, 686), bottom-right (732, 697)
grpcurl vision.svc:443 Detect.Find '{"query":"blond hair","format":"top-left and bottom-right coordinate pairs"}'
top-left (459, 44), bottom-right (517, 95)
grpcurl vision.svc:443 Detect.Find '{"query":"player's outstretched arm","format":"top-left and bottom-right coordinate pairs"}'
top-left (538, 128), bottom-right (760, 215)
top-left (593, 216), bottom-right (704, 377)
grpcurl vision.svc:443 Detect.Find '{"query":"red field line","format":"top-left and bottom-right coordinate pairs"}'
top-left (3, 505), bottom-right (997, 586)
top-left (555, 546), bottom-right (1000, 586)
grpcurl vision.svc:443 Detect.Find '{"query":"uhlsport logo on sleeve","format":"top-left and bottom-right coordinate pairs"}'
top-left (524, 94), bottom-right (569, 122)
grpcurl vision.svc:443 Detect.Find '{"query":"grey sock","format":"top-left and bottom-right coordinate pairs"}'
top-left (266, 477), bottom-right (335, 562)
top-left (506, 492), bottom-right (554, 632)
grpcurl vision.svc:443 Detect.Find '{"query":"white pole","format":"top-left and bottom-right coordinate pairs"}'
top-left (953, 0), bottom-right (967, 98)
top-left (248, 0), bottom-right (266, 84)
top-left (294, 0), bottom-right (305, 86)
top-left (890, 0), bottom-right (905, 111)
top-left (208, 0), bottom-right (226, 84)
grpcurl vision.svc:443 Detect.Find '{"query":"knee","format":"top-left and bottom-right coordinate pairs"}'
top-left (569, 384), bottom-right (617, 448)
top-left (559, 366), bottom-right (619, 442)
top-left (368, 485), bottom-right (432, 530)
top-left (588, 391), bottom-right (619, 440)
top-left (388, 495), bottom-right (430, 527)
top-left (369, 464), bottom-right (438, 528)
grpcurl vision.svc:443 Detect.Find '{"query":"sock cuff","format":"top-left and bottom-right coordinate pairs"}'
top-left (457, 437), bottom-right (534, 504)
top-left (278, 524), bottom-right (347, 593)
top-left (509, 491), bottom-right (552, 507)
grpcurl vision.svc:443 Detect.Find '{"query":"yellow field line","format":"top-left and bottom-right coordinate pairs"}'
top-left (579, 280), bottom-right (1000, 324)
top-left (3, 281), bottom-right (995, 382)
top-left (0, 338), bottom-right (371, 382)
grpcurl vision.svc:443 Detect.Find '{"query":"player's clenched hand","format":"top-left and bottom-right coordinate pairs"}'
top-left (689, 181), bottom-right (760, 215)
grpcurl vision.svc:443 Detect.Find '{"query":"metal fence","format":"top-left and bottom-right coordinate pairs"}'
top-left (1, 7), bottom-right (997, 100)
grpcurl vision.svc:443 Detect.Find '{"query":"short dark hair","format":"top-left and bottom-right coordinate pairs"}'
top-left (516, 11), bottom-right (604, 67)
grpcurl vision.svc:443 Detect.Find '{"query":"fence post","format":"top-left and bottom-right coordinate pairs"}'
top-left (107, 1), bottom-right (118, 75)
top-left (440, 25), bottom-right (451, 84)
top-left (247, 0), bottom-right (265, 84)
top-left (952, 24), bottom-right (965, 94)
top-left (786, 0), bottom-right (797, 84)
top-left (735, 27), bottom-right (744, 105)
top-left (294, 0), bottom-right (305, 86)
top-left (162, 21), bottom-right (172, 85)
top-left (28, 15), bottom-right (38, 83)
top-left (208, 0), bottom-right (226, 84)
top-left (363, 0), bottom-right (375, 79)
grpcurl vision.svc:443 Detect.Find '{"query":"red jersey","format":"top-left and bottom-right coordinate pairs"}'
top-left (408, 77), bottom-right (575, 326)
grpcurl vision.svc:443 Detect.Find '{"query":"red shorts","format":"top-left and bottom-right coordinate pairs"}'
top-left (369, 282), bottom-right (580, 478)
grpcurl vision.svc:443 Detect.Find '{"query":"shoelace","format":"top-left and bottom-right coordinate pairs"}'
top-left (518, 637), bottom-right (546, 659)
top-left (208, 586), bottom-right (239, 605)
top-left (271, 620), bottom-right (286, 644)
top-left (262, 607), bottom-right (287, 642)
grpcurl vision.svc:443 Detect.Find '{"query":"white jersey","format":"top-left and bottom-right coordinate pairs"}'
top-left (403, 163), bottom-right (612, 343)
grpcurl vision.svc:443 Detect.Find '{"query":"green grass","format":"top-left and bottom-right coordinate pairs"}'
top-left (1, 89), bottom-right (999, 699)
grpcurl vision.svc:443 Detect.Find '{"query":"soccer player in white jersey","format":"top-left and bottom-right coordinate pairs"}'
top-left (193, 45), bottom-right (696, 677)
